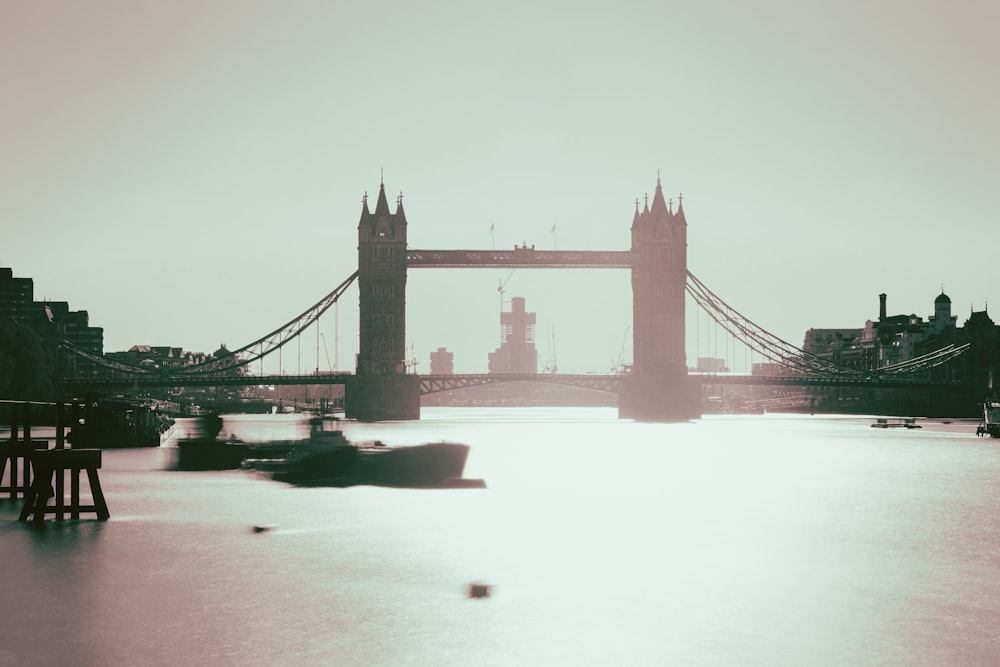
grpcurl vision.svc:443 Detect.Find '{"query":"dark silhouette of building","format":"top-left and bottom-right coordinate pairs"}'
top-left (489, 296), bottom-right (537, 373)
top-left (356, 181), bottom-right (407, 375)
top-left (1, 266), bottom-right (104, 379)
top-left (955, 308), bottom-right (1000, 387)
top-left (45, 302), bottom-right (103, 355)
top-left (0, 268), bottom-right (35, 320)
top-left (805, 291), bottom-right (1000, 387)
top-left (917, 296), bottom-right (999, 387)
top-left (349, 180), bottom-right (420, 420)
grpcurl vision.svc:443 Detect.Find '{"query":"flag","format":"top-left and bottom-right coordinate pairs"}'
top-left (490, 223), bottom-right (494, 233)
top-left (551, 223), bottom-right (556, 234)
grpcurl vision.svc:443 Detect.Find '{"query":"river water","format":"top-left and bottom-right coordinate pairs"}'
top-left (1, 407), bottom-right (999, 666)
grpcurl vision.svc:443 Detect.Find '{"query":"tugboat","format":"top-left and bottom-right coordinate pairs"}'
top-left (173, 413), bottom-right (250, 470)
top-left (271, 416), bottom-right (482, 488)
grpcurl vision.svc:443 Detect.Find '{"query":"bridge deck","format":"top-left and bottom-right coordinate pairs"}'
top-left (58, 372), bottom-right (973, 393)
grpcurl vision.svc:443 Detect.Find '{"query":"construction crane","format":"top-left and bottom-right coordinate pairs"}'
top-left (405, 343), bottom-right (419, 374)
top-left (542, 326), bottom-right (558, 374)
top-left (611, 326), bottom-right (630, 374)
top-left (497, 269), bottom-right (515, 313)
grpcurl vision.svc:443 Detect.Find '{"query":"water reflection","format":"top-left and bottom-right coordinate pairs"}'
top-left (0, 409), bottom-right (998, 665)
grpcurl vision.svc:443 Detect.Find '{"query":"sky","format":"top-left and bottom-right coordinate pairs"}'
top-left (2, 1), bottom-right (998, 375)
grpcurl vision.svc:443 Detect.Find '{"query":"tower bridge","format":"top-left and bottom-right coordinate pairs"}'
top-left (351, 176), bottom-right (693, 421)
top-left (60, 175), bottom-right (972, 421)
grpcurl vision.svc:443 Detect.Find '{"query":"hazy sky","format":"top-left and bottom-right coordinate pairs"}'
top-left (3, 1), bottom-right (997, 374)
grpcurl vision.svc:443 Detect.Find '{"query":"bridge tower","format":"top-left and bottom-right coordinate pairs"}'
top-left (619, 176), bottom-right (701, 421)
top-left (346, 179), bottom-right (420, 421)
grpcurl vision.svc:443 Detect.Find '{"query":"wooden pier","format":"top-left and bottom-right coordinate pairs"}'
top-left (3, 398), bottom-right (111, 521)
top-left (19, 448), bottom-right (109, 522)
top-left (0, 440), bottom-right (49, 500)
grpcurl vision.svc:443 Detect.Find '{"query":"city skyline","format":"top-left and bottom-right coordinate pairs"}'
top-left (3, 2), bottom-right (997, 374)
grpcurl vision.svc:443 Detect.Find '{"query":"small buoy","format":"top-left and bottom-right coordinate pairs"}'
top-left (468, 583), bottom-right (491, 599)
top-left (251, 524), bottom-right (276, 534)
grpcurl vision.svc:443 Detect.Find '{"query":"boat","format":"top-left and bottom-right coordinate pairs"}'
top-left (173, 414), bottom-right (250, 470)
top-left (174, 413), bottom-right (342, 472)
top-left (976, 399), bottom-right (1000, 438)
top-left (269, 416), bottom-right (481, 488)
top-left (871, 417), bottom-right (922, 429)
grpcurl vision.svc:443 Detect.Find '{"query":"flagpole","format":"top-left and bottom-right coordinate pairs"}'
top-left (551, 223), bottom-right (557, 250)
top-left (490, 223), bottom-right (495, 249)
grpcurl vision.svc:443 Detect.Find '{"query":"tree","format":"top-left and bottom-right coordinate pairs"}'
top-left (0, 320), bottom-right (55, 400)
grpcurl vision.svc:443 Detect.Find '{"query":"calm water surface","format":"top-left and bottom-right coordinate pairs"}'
top-left (2, 408), bottom-right (999, 666)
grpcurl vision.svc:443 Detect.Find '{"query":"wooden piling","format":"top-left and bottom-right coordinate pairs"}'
top-left (18, 449), bottom-right (109, 522)
top-left (0, 441), bottom-right (48, 500)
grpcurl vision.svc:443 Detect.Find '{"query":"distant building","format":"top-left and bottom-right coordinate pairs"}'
top-left (802, 328), bottom-right (865, 355)
top-left (104, 345), bottom-right (210, 371)
top-left (803, 327), bottom-right (866, 369)
top-left (103, 343), bottom-right (245, 405)
top-left (430, 347), bottom-right (454, 374)
top-left (695, 357), bottom-right (729, 373)
top-left (488, 296), bottom-right (538, 374)
top-left (752, 362), bottom-right (787, 376)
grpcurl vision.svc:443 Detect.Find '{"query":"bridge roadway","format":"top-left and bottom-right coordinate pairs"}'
top-left (59, 372), bottom-right (974, 394)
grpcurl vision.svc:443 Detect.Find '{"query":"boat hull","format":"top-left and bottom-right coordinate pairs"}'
top-left (173, 440), bottom-right (251, 470)
top-left (272, 442), bottom-right (471, 488)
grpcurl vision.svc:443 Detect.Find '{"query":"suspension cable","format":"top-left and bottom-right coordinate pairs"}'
top-left (685, 271), bottom-right (968, 378)
top-left (175, 271), bottom-right (358, 376)
top-left (61, 271), bottom-right (358, 379)
top-left (686, 271), bottom-right (865, 377)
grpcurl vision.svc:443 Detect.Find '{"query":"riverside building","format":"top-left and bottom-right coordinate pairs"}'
top-left (1, 266), bottom-right (104, 378)
top-left (804, 291), bottom-right (999, 385)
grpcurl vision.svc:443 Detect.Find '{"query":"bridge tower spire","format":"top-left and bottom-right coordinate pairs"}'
top-left (620, 174), bottom-right (700, 421)
top-left (349, 178), bottom-right (420, 420)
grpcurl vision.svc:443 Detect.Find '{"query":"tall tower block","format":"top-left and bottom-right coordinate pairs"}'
top-left (619, 176), bottom-right (701, 421)
top-left (346, 180), bottom-right (420, 420)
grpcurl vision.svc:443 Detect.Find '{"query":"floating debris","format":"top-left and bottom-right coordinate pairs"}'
top-left (468, 583), bottom-right (491, 599)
